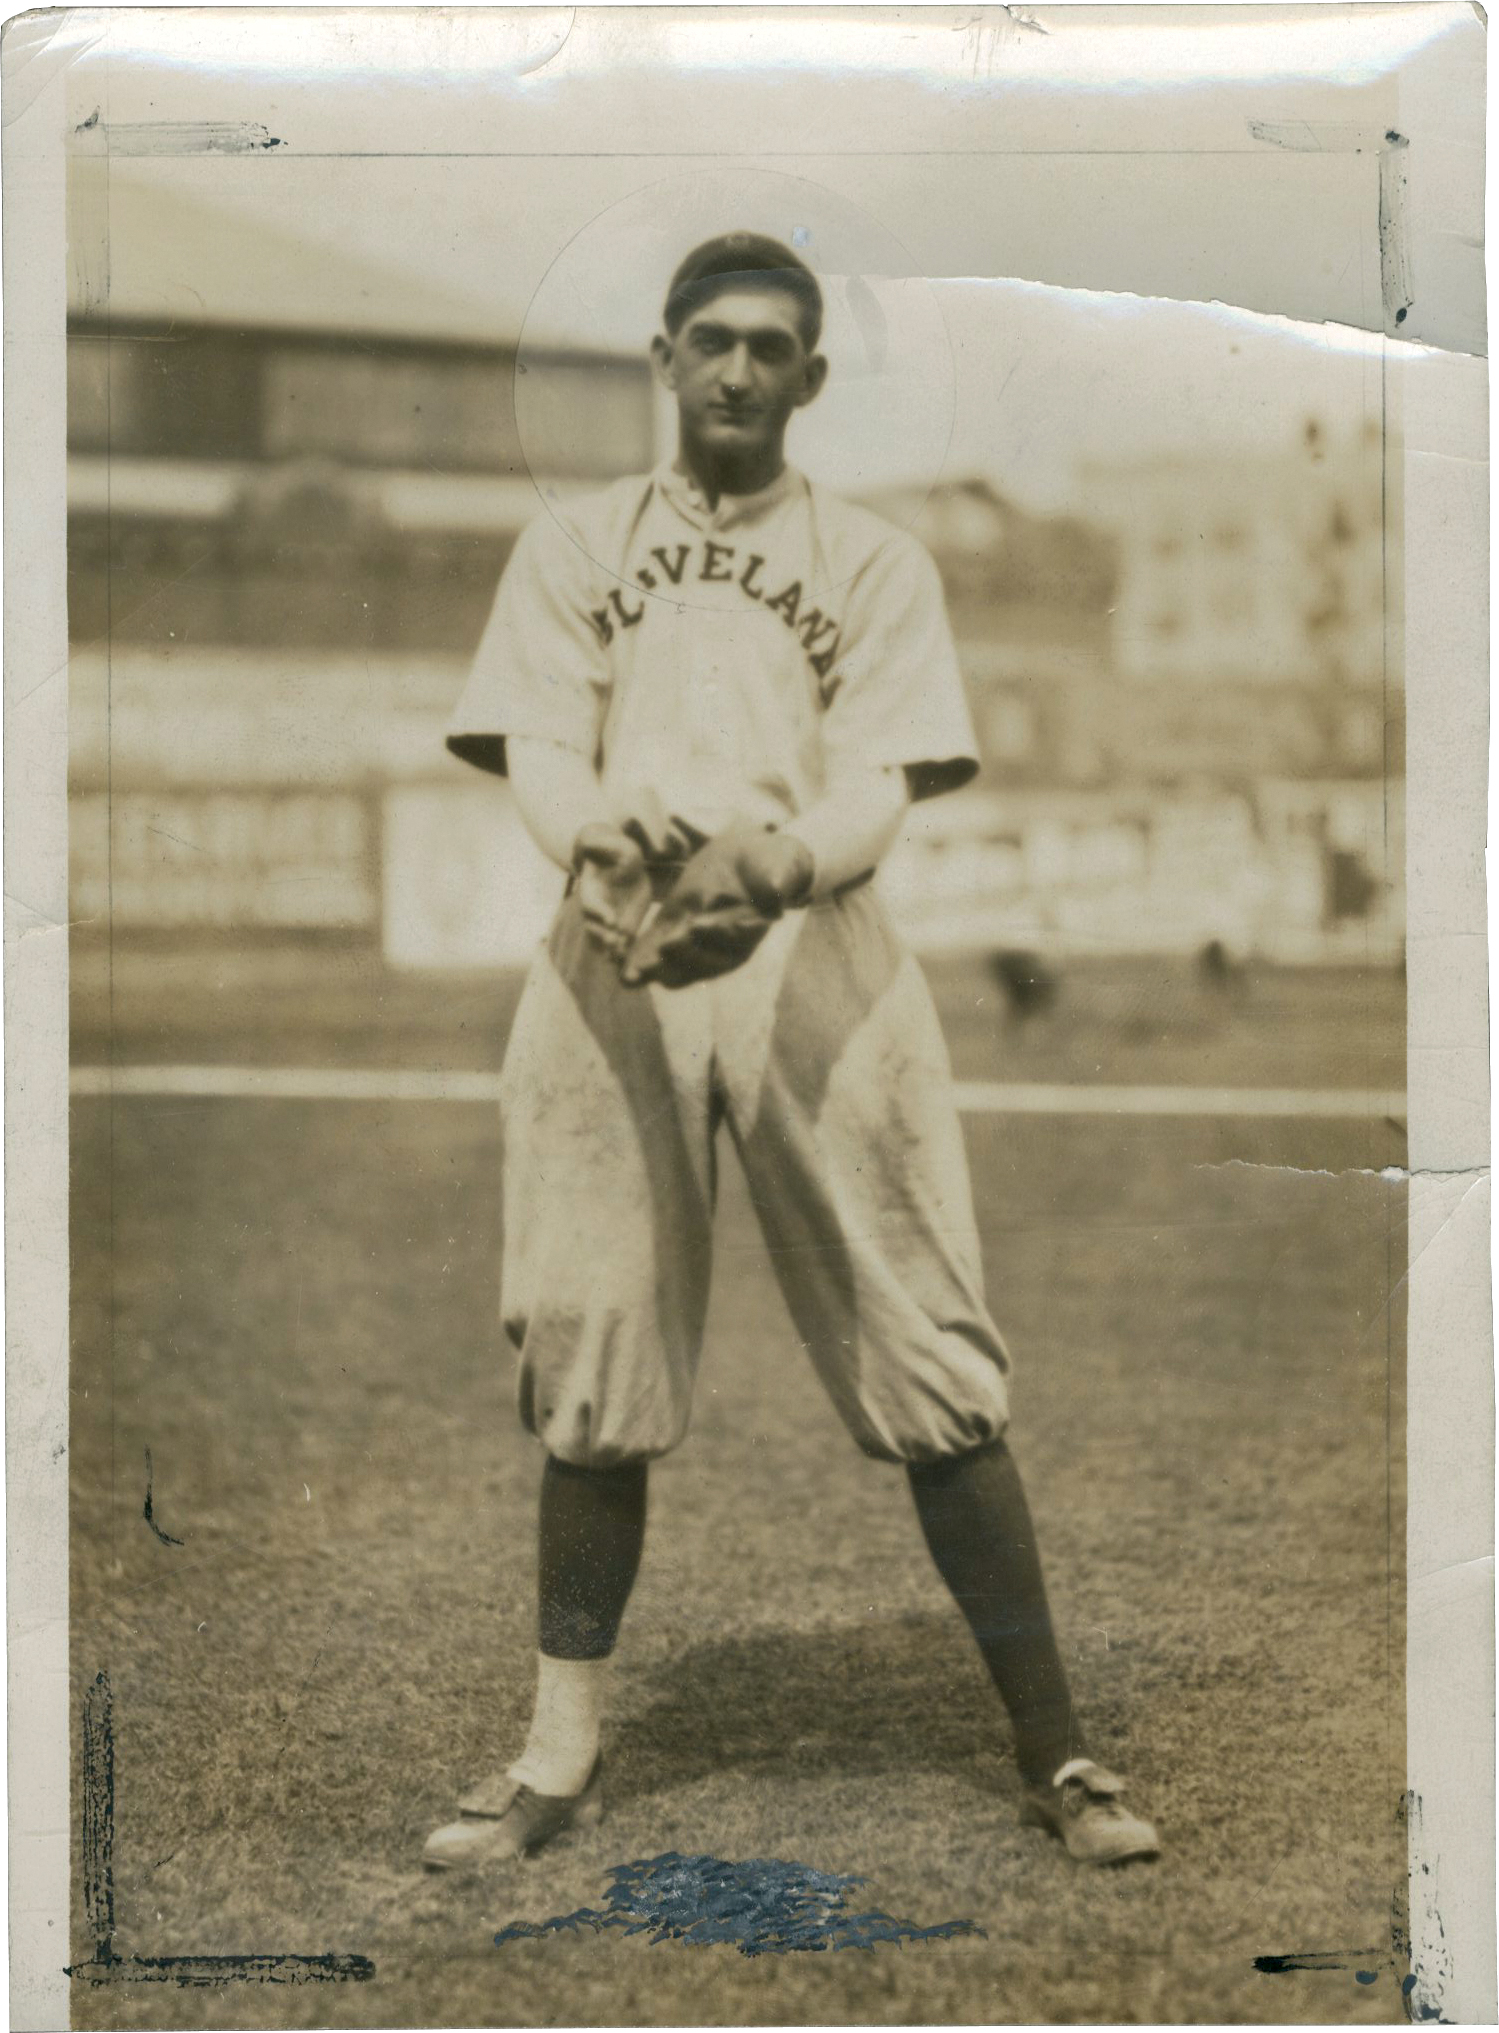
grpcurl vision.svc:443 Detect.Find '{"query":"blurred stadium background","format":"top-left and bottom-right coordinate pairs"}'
top-left (67, 172), bottom-right (1403, 1058)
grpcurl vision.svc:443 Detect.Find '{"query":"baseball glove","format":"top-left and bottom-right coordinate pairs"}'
top-left (619, 822), bottom-right (815, 990)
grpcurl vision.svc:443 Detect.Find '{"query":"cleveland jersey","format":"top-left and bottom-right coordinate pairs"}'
top-left (446, 461), bottom-right (980, 836)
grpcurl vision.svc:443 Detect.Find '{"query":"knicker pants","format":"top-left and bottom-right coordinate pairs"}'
top-left (497, 882), bottom-right (1011, 1468)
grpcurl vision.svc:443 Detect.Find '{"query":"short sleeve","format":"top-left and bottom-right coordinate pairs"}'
top-left (821, 532), bottom-right (980, 800)
top-left (445, 513), bottom-right (607, 777)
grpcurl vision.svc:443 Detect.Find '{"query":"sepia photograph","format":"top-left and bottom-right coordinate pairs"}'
top-left (3, 4), bottom-right (1490, 2027)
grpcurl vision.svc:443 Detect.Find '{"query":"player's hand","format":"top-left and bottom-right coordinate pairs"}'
top-left (572, 823), bottom-right (656, 963)
top-left (619, 823), bottom-right (815, 990)
top-left (606, 787), bottom-right (701, 866)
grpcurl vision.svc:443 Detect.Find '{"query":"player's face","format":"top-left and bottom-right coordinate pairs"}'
top-left (652, 288), bottom-right (827, 465)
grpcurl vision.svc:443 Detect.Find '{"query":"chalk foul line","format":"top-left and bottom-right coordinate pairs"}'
top-left (69, 1065), bottom-right (1406, 1120)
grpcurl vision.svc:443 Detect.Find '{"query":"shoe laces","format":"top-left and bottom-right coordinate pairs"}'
top-left (1053, 1759), bottom-right (1130, 1819)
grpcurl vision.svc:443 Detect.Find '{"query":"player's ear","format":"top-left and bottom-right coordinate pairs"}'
top-left (650, 333), bottom-right (678, 392)
top-left (794, 352), bottom-right (829, 409)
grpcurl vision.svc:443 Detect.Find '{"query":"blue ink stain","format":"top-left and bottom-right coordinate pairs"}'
top-left (1356, 1970), bottom-right (1379, 1985)
top-left (494, 1853), bottom-right (983, 1958)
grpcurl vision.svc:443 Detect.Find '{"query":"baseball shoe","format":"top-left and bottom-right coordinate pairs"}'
top-left (1020, 1757), bottom-right (1160, 1865)
top-left (422, 1755), bottom-right (603, 1873)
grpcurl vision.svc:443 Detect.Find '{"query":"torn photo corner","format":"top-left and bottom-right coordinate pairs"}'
top-left (5, 5), bottom-right (1490, 2027)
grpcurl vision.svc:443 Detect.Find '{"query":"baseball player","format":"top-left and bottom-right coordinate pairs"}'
top-left (424, 233), bottom-right (1159, 1873)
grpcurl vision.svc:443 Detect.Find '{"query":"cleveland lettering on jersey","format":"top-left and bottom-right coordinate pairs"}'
top-left (601, 536), bottom-right (843, 680)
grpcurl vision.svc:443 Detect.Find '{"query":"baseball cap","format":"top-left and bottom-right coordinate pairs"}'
top-left (663, 232), bottom-right (824, 349)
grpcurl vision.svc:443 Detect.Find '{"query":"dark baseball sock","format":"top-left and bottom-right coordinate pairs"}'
top-left (537, 1454), bottom-right (648, 1660)
top-left (907, 1437), bottom-right (1084, 1786)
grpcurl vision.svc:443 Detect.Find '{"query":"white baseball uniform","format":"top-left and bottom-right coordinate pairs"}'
top-left (448, 459), bottom-right (1012, 1467)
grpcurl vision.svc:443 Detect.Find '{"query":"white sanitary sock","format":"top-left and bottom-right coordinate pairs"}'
top-left (506, 1652), bottom-right (608, 1796)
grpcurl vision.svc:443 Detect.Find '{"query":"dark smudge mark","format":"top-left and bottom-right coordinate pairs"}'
top-left (142, 1449), bottom-right (184, 1547)
top-left (495, 1852), bottom-right (983, 1957)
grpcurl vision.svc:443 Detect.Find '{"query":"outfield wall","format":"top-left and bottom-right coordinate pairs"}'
top-left (68, 644), bottom-right (1404, 969)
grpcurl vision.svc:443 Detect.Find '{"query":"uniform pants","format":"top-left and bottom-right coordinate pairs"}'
top-left (497, 883), bottom-right (1011, 1469)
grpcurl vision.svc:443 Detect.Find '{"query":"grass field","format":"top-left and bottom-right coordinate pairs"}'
top-left (70, 951), bottom-right (1407, 2027)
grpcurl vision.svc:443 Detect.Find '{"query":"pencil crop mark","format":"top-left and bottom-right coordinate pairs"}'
top-left (1254, 1949), bottom-right (1386, 1974)
top-left (79, 120), bottom-right (284, 156)
top-left (66, 1671), bottom-right (374, 1989)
